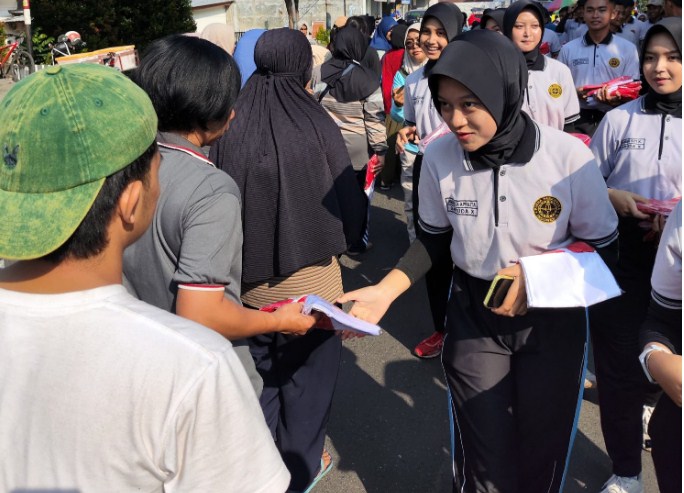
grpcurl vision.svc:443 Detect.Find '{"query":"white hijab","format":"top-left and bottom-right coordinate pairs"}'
top-left (402, 23), bottom-right (427, 75)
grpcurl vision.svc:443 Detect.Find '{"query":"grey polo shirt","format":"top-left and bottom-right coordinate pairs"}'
top-left (123, 132), bottom-right (262, 395)
top-left (417, 123), bottom-right (618, 280)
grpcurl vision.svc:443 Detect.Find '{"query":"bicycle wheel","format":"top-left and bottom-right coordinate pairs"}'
top-left (10, 49), bottom-right (35, 82)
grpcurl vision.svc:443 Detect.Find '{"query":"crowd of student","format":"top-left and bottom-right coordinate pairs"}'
top-left (0, 0), bottom-right (680, 492)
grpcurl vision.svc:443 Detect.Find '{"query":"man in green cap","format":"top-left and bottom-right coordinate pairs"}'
top-left (0, 64), bottom-right (291, 491)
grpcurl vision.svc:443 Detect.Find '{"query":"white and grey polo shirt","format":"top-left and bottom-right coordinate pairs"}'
top-left (651, 200), bottom-right (682, 309)
top-left (558, 32), bottom-right (640, 111)
top-left (590, 97), bottom-right (682, 200)
top-left (523, 56), bottom-right (581, 130)
top-left (403, 66), bottom-right (444, 140)
top-left (417, 123), bottom-right (619, 280)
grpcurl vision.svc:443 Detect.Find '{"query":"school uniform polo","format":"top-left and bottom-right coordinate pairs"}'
top-left (591, 97), bottom-right (682, 200)
top-left (523, 56), bottom-right (580, 130)
top-left (418, 123), bottom-right (618, 281)
top-left (562, 19), bottom-right (588, 43)
top-left (541, 29), bottom-right (562, 56)
top-left (615, 24), bottom-right (641, 46)
top-left (403, 66), bottom-right (443, 138)
top-left (558, 32), bottom-right (640, 112)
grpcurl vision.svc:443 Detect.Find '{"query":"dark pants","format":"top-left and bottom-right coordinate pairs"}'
top-left (444, 271), bottom-right (586, 493)
top-left (589, 219), bottom-right (661, 477)
top-left (352, 167), bottom-right (371, 250)
top-left (248, 329), bottom-right (341, 492)
top-left (650, 392), bottom-right (682, 493)
top-left (413, 153), bottom-right (452, 334)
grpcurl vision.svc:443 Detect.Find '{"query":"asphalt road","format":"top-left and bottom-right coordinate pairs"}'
top-left (317, 185), bottom-right (657, 493)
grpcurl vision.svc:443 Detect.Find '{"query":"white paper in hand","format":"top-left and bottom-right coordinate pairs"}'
top-left (303, 295), bottom-right (383, 336)
top-left (519, 242), bottom-right (622, 308)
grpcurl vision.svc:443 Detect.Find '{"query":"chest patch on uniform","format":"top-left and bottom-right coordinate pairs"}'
top-left (608, 57), bottom-right (621, 68)
top-left (533, 196), bottom-right (562, 223)
top-left (572, 58), bottom-right (589, 66)
top-left (446, 198), bottom-right (478, 217)
top-left (619, 137), bottom-right (645, 150)
top-left (548, 84), bottom-right (563, 98)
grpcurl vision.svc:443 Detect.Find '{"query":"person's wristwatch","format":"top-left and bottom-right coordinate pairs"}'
top-left (639, 344), bottom-right (671, 384)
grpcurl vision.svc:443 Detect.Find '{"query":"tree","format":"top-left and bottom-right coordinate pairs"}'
top-left (284, 0), bottom-right (300, 29)
top-left (30, 0), bottom-right (196, 53)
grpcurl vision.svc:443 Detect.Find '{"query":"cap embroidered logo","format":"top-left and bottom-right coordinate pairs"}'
top-left (3, 144), bottom-right (19, 169)
top-left (534, 196), bottom-right (562, 223)
top-left (548, 83), bottom-right (563, 98)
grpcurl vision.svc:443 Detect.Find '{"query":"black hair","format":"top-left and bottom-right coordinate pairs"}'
top-left (347, 16), bottom-right (371, 38)
top-left (131, 35), bottom-right (241, 133)
top-left (42, 142), bottom-right (158, 264)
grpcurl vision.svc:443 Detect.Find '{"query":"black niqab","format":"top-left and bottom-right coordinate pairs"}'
top-left (503, 0), bottom-right (546, 71)
top-left (641, 17), bottom-right (682, 118)
top-left (210, 28), bottom-right (366, 283)
top-left (321, 26), bottom-right (381, 103)
top-left (421, 2), bottom-right (464, 77)
top-left (428, 29), bottom-right (537, 170)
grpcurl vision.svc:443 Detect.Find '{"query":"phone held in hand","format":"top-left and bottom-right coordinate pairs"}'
top-left (483, 274), bottom-right (514, 309)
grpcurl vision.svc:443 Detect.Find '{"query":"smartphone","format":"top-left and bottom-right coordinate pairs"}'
top-left (483, 274), bottom-right (515, 309)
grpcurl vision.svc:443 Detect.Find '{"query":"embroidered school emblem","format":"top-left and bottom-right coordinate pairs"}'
top-left (608, 57), bottom-right (621, 68)
top-left (533, 196), bottom-right (562, 223)
top-left (548, 84), bottom-right (563, 98)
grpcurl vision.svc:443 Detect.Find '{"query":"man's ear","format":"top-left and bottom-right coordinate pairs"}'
top-left (117, 180), bottom-right (144, 228)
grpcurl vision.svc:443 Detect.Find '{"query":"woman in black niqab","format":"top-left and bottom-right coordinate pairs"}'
top-left (427, 29), bottom-right (537, 170)
top-left (210, 27), bottom-right (366, 492)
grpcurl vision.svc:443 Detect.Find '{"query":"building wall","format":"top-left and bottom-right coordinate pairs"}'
top-left (193, 6), bottom-right (230, 32)
top-left (231, 0), bottom-right (368, 32)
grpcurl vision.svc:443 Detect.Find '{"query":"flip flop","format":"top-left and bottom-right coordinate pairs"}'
top-left (303, 450), bottom-right (334, 493)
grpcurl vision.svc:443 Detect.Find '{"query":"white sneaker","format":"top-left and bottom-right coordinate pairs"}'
top-left (584, 369), bottom-right (597, 389)
top-left (642, 404), bottom-right (654, 452)
top-left (599, 474), bottom-right (644, 493)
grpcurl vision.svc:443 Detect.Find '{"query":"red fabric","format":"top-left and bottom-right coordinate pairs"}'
top-left (381, 49), bottom-right (405, 114)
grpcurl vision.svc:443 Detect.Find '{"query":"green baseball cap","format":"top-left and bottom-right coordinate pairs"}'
top-left (0, 63), bottom-right (157, 260)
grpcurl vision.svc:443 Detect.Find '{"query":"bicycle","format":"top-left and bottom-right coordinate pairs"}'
top-left (0, 34), bottom-right (35, 82)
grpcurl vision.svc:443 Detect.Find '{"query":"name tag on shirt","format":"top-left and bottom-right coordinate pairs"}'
top-left (573, 58), bottom-right (590, 66)
top-left (446, 198), bottom-right (479, 216)
top-left (619, 137), bottom-right (646, 150)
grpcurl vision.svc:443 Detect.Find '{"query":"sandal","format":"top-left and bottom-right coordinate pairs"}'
top-left (303, 449), bottom-right (333, 493)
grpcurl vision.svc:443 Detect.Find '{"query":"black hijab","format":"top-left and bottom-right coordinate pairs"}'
top-left (480, 8), bottom-right (506, 31)
top-left (641, 17), bottom-right (682, 118)
top-left (421, 2), bottom-right (464, 77)
top-left (321, 26), bottom-right (381, 103)
top-left (210, 28), bottom-right (366, 283)
top-left (503, 0), bottom-right (546, 71)
top-left (428, 29), bottom-right (537, 170)
top-left (390, 24), bottom-right (409, 50)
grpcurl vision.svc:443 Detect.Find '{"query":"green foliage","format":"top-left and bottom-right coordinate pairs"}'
top-left (30, 0), bottom-right (196, 53)
top-left (31, 27), bottom-right (55, 65)
top-left (314, 28), bottom-right (330, 46)
top-left (0, 24), bottom-right (6, 46)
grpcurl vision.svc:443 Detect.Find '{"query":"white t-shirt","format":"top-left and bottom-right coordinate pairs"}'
top-left (0, 285), bottom-right (290, 493)
top-left (523, 56), bottom-right (581, 130)
top-left (590, 97), bottom-right (682, 200)
top-left (558, 32), bottom-right (640, 111)
top-left (403, 66), bottom-right (444, 140)
top-left (418, 123), bottom-right (618, 280)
